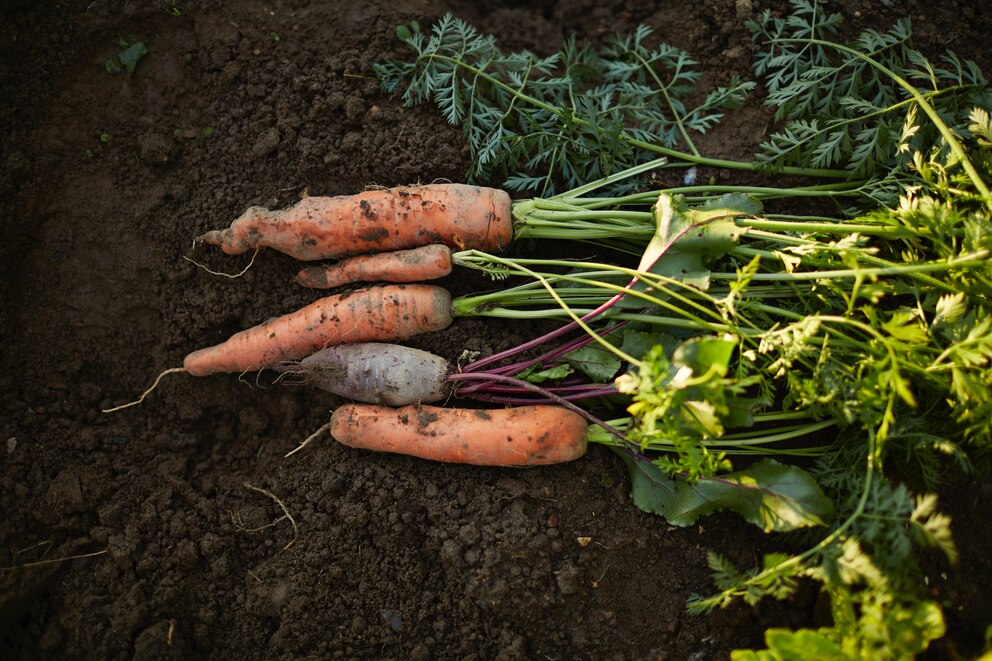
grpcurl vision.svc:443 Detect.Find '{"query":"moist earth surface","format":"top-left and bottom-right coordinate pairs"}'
top-left (2, 1), bottom-right (990, 659)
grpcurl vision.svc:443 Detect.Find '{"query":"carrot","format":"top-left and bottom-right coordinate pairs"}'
top-left (278, 342), bottom-right (452, 406)
top-left (295, 244), bottom-right (453, 289)
top-left (183, 284), bottom-right (453, 376)
top-left (197, 184), bottom-right (513, 261)
top-left (327, 404), bottom-right (588, 466)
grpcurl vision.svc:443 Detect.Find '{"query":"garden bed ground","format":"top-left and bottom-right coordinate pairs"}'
top-left (1, 1), bottom-right (990, 658)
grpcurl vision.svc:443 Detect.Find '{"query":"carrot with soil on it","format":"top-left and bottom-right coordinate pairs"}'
top-left (196, 183), bottom-right (513, 261)
top-left (183, 284), bottom-right (453, 376)
top-left (295, 244), bottom-right (453, 289)
top-left (103, 284), bottom-right (454, 412)
top-left (320, 403), bottom-right (589, 466)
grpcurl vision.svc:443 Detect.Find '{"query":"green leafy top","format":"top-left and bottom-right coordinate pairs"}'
top-left (748, 0), bottom-right (992, 180)
top-left (374, 16), bottom-right (752, 194)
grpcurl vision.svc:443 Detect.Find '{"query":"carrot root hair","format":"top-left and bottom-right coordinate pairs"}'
top-left (285, 421), bottom-right (332, 458)
top-left (183, 247), bottom-right (260, 279)
top-left (240, 482), bottom-right (299, 551)
top-left (271, 364), bottom-right (306, 386)
top-left (101, 367), bottom-right (187, 413)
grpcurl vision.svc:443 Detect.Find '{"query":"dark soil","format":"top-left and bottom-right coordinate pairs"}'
top-left (1, 1), bottom-right (990, 659)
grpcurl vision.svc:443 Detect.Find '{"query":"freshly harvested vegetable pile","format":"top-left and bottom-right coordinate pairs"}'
top-left (108, 2), bottom-right (992, 658)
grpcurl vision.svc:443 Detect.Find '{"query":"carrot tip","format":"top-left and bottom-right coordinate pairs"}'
top-left (193, 231), bottom-right (217, 247)
top-left (293, 266), bottom-right (327, 289)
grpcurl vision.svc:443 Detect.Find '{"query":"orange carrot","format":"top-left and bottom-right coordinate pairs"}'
top-left (197, 184), bottom-right (513, 261)
top-left (328, 404), bottom-right (588, 466)
top-left (295, 244), bottom-right (453, 289)
top-left (183, 284), bottom-right (452, 376)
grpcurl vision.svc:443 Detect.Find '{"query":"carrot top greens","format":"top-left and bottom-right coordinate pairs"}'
top-left (375, 0), bottom-right (990, 199)
top-left (375, 15), bottom-right (766, 195)
top-left (378, 1), bottom-right (992, 657)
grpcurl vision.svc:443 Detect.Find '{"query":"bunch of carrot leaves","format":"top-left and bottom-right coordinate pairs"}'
top-left (377, 1), bottom-right (992, 657)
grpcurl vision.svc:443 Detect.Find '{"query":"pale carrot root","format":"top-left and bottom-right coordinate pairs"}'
top-left (196, 184), bottom-right (513, 261)
top-left (295, 244), bottom-right (453, 289)
top-left (277, 343), bottom-right (452, 406)
top-left (329, 404), bottom-right (589, 466)
top-left (182, 284), bottom-right (453, 376)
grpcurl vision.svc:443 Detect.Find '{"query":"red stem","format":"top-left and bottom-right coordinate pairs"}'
top-left (447, 372), bottom-right (626, 439)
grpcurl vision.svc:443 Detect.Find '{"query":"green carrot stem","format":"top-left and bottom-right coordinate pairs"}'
top-left (708, 250), bottom-right (989, 281)
top-left (736, 218), bottom-right (907, 236)
top-left (623, 138), bottom-right (852, 179)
